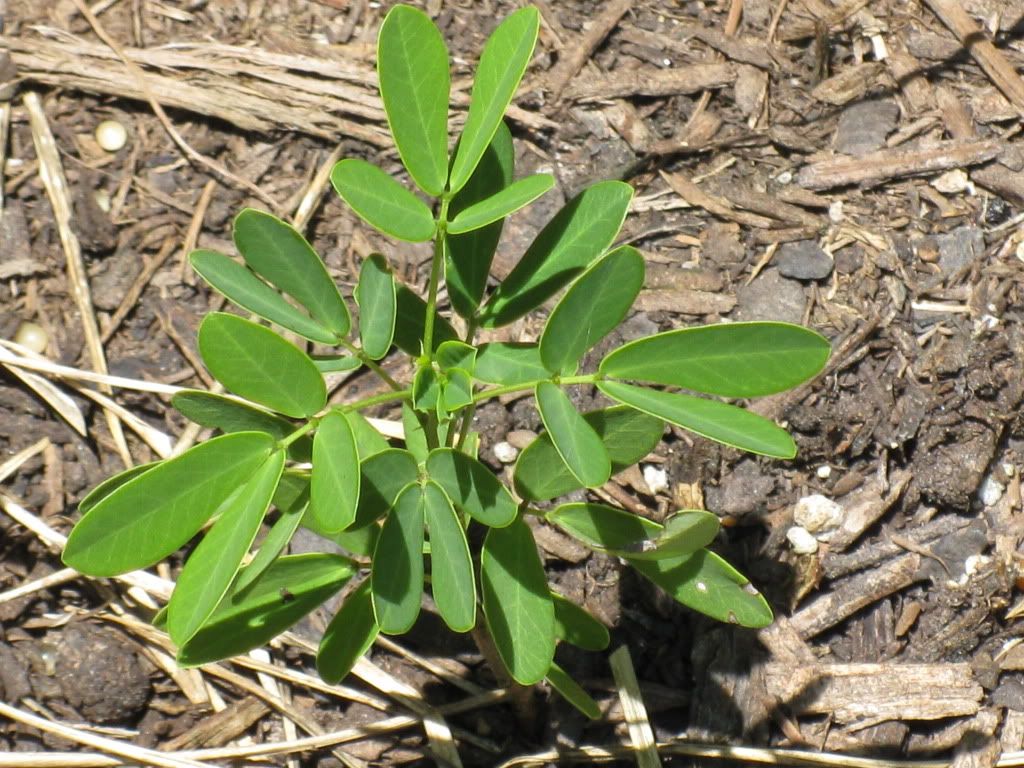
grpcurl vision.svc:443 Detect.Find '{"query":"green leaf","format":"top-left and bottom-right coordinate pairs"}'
top-left (413, 366), bottom-right (442, 412)
top-left (401, 403), bottom-right (429, 464)
top-left (626, 549), bottom-right (773, 628)
top-left (312, 355), bottom-right (361, 374)
top-left (447, 7), bottom-right (539, 194)
top-left (423, 481), bottom-right (475, 632)
top-left (372, 483), bottom-right (425, 634)
top-left (198, 313), bottom-right (326, 419)
top-left (600, 321), bottom-right (831, 398)
top-left (355, 254), bottom-right (397, 359)
top-left (514, 405), bottom-right (664, 502)
top-left (448, 175), bottom-right (554, 234)
top-left (623, 510), bottom-right (720, 560)
top-left (318, 579), bottom-right (379, 684)
top-left (172, 390), bottom-right (312, 462)
top-left (546, 662), bottom-right (601, 720)
top-left (479, 181), bottom-right (634, 328)
top-left (234, 498), bottom-right (307, 592)
top-left (441, 369), bottom-right (473, 412)
top-left (481, 517), bottom-right (555, 684)
top-left (598, 380), bottom-right (796, 458)
top-left (347, 411), bottom-right (391, 460)
top-left (333, 525), bottom-right (379, 558)
top-left (311, 412), bottom-right (361, 534)
top-left (168, 449), bottom-right (284, 645)
top-left (535, 382), bottom-right (610, 489)
top-left (540, 246), bottom-right (645, 375)
top-left (426, 448), bottom-right (517, 527)
top-left (233, 209), bottom-right (350, 336)
top-left (377, 5), bottom-right (450, 196)
top-left (446, 121), bottom-right (514, 318)
top-left (178, 553), bottom-right (354, 666)
top-left (64, 433), bottom-right (274, 577)
top-left (331, 159), bottom-right (435, 243)
top-left (273, 470), bottom-right (310, 514)
top-left (190, 250), bottom-right (339, 344)
top-left (393, 284), bottom-right (459, 355)
top-left (436, 341), bottom-right (477, 373)
top-left (474, 342), bottom-right (548, 385)
top-left (548, 503), bottom-right (661, 551)
top-left (353, 448), bottom-right (419, 529)
top-left (77, 462), bottom-right (158, 516)
top-left (552, 593), bottom-right (609, 651)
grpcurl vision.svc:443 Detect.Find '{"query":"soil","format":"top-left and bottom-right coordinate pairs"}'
top-left (2, 0), bottom-right (1024, 766)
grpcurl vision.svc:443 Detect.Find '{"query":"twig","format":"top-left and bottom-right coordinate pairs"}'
top-left (546, 0), bottom-right (633, 102)
top-left (178, 178), bottom-right (216, 279)
top-left (23, 91), bottom-right (131, 467)
top-left (101, 238), bottom-right (178, 344)
top-left (0, 566), bottom-right (78, 606)
top-left (68, 0), bottom-right (282, 212)
top-left (292, 143), bottom-right (344, 234)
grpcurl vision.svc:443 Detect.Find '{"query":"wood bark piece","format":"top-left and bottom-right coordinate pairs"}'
top-left (546, 0), bottom-right (633, 101)
top-left (660, 170), bottom-right (774, 227)
top-left (763, 661), bottom-right (982, 726)
top-left (161, 696), bottom-right (270, 751)
top-left (950, 708), bottom-right (1000, 768)
top-left (796, 139), bottom-right (1003, 190)
top-left (789, 552), bottom-right (923, 639)
top-left (886, 48), bottom-right (935, 113)
top-left (923, 0), bottom-right (1024, 115)
top-left (565, 63), bottom-right (734, 101)
top-left (827, 468), bottom-right (912, 552)
top-left (618, 26), bottom-right (778, 71)
top-left (810, 62), bottom-right (885, 106)
top-left (635, 288), bottom-right (736, 316)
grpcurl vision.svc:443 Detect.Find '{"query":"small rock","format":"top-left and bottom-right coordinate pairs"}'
top-left (787, 526), bottom-right (819, 554)
top-left (936, 226), bottom-right (984, 276)
top-left (642, 465), bottom-right (669, 495)
top-left (506, 429), bottom-right (537, 450)
top-left (793, 494), bottom-right (843, 537)
top-left (55, 623), bottom-right (149, 723)
top-left (979, 474), bottom-right (1005, 506)
top-left (834, 99), bottom-right (899, 156)
top-left (992, 677), bottom-right (1024, 711)
top-left (705, 458), bottom-right (775, 516)
top-left (932, 169), bottom-right (973, 195)
top-left (493, 441), bottom-right (518, 464)
top-left (734, 268), bottom-right (805, 324)
top-left (776, 240), bottom-right (833, 281)
top-left (95, 120), bottom-right (128, 152)
top-left (816, 465), bottom-right (832, 479)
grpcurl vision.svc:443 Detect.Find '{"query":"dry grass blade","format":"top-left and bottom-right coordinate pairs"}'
top-left (0, 437), bottom-right (50, 484)
top-left (0, 341), bottom-right (181, 394)
top-left (0, 566), bottom-right (77, 606)
top-left (609, 645), bottom-right (661, 768)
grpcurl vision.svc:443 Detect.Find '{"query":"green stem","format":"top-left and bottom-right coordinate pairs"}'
top-left (278, 418), bottom-right (318, 450)
top-left (422, 198), bottom-right (450, 362)
top-left (337, 389), bottom-right (411, 413)
top-left (471, 374), bottom-right (598, 404)
top-left (342, 340), bottom-right (403, 392)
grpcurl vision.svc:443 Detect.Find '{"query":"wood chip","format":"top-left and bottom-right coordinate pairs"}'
top-left (565, 63), bottom-right (734, 101)
top-left (546, 0), bottom-right (633, 101)
top-left (161, 696), bottom-right (269, 751)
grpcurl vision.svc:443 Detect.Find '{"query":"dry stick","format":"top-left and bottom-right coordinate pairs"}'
top-left (682, 0), bottom-right (744, 142)
top-left (546, 0), bottom-right (633, 102)
top-left (0, 566), bottom-right (78, 606)
top-left (922, 0), bottom-right (1024, 115)
top-left (68, 0), bottom-right (281, 213)
top-left (100, 238), bottom-right (178, 344)
top-left (292, 143), bottom-right (344, 234)
top-left (178, 178), bottom-right (216, 279)
top-left (23, 91), bottom-right (132, 468)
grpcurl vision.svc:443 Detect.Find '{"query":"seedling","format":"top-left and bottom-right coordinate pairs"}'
top-left (63, 5), bottom-right (830, 717)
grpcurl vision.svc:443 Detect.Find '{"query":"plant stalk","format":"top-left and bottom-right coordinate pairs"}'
top-left (422, 197), bottom-right (450, 361)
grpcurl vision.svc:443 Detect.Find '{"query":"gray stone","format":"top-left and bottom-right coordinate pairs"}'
top-left (776, 239), bottom-right (833, 280)
top-left (734, 268), bottom-right (805, 324)
top-left (936, 226), bottom-right (984, 276)
top-left (834, 99), bottom-right (899, 156)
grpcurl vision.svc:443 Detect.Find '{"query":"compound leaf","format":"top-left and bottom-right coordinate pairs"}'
top-left (448, 7), bottom-right (539, 194)
top-left (401, 403), bottom-right (429, 463)
top-left (624, 510), bottom-right (720, 561)
top-left (600, 322), bottom-right (831, 398)
top-left (598, 380), bottom-right (796, 458)
top-left (413, 366), bottom-right (442, 412)
top-left (312, 355), bottom-right (361, 374)
top-left (372, 483), bottom-right (425, 634)
top-left (377, 5), bottom-right (450, 196)
top-left (441, 368), bottom-right (473, 412)
top-left (331, 159), bottom-right (435, 243)
top-left (626, 549), bottom-right (773, 628)
top-left (480, 181), bottom-right (633, 328)
top-left (552, 593), bottom-right (609, 651)
top-left (347, 411), bottom-right (391, 460)
top-left (548, 503), bottom-right (661, 551)
top-left (318, 579), bottom-right (378, 684)
top-left (514, 405), bottom-right (664, 502)
top-left (446, 121), bottom-right (514, 318)
top-left (168, 449), bottom-right (284, 645)
top-left (198, 313), bottom-right (326, 419)
top-left (311, 412), bottom-right (360, 534)
top-left (481, 517), bottom-right (555, 684)
top-left (190, 250), bottom-right (338, 344)
top-left (355, 254), bottom-right (397, 359)
top-left (64, 432), bottom-right (274, 577)
top-left (393, 284), bottom-right (459, 355)
top-left (474, 342), bottom-right (547, 385)
top-left (540, 246), bottom-right (644, 374)
top-left (424, 481), bottom-right (475, 632)
top-left (178, 553), bottom-right (354, 666)
top-left (436, 341), bottom-right (477, 373)
top-left (535, 382), bottom-right (610, 489)
top-left (77, 462), bottom-right (157, 516)
top-left (233, 209), bottom-right (350, 336)
top-left (353, 448), bottom-right (419, 529)
top-left (234, 494), bottom-right (307, 592)
top-left (426, 448), bottom-right (517, 527)
top-left (547, 662), bottom-right (601, 720)
top-left (447, 174), bottom-right (554, 234)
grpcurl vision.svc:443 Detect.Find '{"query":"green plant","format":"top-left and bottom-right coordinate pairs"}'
top-left (62, 5), bottom-right (830, 716)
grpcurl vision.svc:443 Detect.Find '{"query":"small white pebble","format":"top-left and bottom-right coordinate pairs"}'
top-left (979, 475), bottom-right (1004, 506)
top-left (775, 170), bottom-right (793, 185)
top-left (94, 189), bottom-right (112, 213)
top-left (816, 465), bottom-right (832, 479)
top-left (642, 464), bottom-right (669, 495)
top-left (787, 526), bottom-right (819, 554)
top-left (492, 441), bottom-right (518, 464)
top-left (828, 200), bottom-right (844, 223)
top-left (931, 168), bottom-right (972, 195)
top-left (95, 119), bottom-right (128, 152)
top-left (964, 554), bottom-right (990, 578)
top-left (793, 494), bottom-right (843, 536)
top-left (1003, 463), bottom-right (1015, 478)
top-left (13, 321), bottom-right (48, 354)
